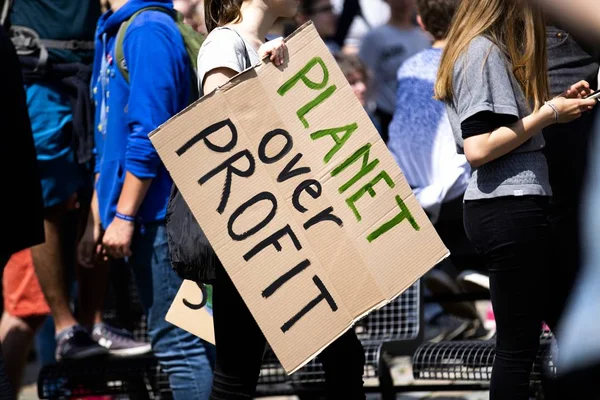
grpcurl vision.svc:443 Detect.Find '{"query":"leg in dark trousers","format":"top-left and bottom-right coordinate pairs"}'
top-left (0, 351), bottom-right (12, 400)
top-left (544, 200), bottom-right (581, 331)
top-left (319, 330), bottom-right (365, 399)
top-left (464, 197), bottom-right (551, 400)
top-left (540, 201), bottom-right (582, 400)
top-left (210, 263), bottom-right (366, 399)
top-left (210, 263), bottom-right (266, 400)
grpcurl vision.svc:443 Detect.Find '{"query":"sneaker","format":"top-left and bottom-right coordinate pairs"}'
top-left (55, 325), bottom-right (108, 362)
top-left (429, 313), bottom-right (470, 341)
top-left (440, 314), bottom-right (471, 341)
top-left (457, 270), bottom-right (490, 292)
top-left (424, 269), bottom-right (479, 320)
top-left (92, 322), bottom-right (152, 357)
top-left (424, 322), bottom-right (446, 343)
top-left (460, 318), bottom-right (496, 341)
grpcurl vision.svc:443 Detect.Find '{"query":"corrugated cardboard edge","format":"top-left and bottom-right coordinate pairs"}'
top-left (149, 20), bottom-right (452, 374)
top-left (148, 21), bottom-right (316, 141)
top-left (287, 250), bottom-right (449, 375)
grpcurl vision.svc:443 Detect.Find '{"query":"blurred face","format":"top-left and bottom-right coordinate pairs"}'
top-left (386, 0), bottom-right (416, 15)
top-left (267, 0), bottom-right (301, 18)
top-left (346, 70), bottom-right (367, 106)
top-left (306, 0), bottom-right (337, 38)
top-left (174, 0), bottom-right (192, 16)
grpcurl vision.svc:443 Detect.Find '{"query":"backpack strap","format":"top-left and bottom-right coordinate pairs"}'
top-left (115, 6), bottom-right (173, 83)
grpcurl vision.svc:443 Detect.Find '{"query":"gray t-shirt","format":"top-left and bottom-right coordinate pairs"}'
top-left (446, 36), bottom-right (552, 200)
top-left (196, 27), bottom-right (261, 96)
top-left (359, 25), bottom-right (431, 114)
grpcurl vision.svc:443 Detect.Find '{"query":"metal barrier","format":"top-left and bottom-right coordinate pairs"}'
top-left (38, 270), bottom-right (422, 399)
top-left (256, 282), bottom-right (422, 399)
top-left (412, 333), bottom-right (555, 393)
top-left (38, 356), bottom-right (171, 400)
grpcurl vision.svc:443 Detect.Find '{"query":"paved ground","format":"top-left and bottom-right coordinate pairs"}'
top-left (18, 357), bottom-right (490, 399)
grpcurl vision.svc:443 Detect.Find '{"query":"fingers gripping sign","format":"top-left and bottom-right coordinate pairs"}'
top-left (259, 37), bottom-right (286, 66)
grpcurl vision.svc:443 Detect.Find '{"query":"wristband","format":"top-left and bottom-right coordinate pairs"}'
top-left (545, 101), bottom-right (559, 124)
top-left (115, 212), bottom-right (136, 222)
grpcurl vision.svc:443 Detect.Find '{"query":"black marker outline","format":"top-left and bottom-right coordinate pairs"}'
top-left (182, 282), bottom-right (208, 310)
top-left (292, 179), bottom-right (322, 213)
top-left (277, 153), bottom-right (311, 183)
top-left (228, 192), bottom-right (277, 241)
top-left (177, 118), bottom-right (237, 156)
top-left (244, 224), bottom-right (303, 261)
top-left (280, 275), bottom-right (338, 333)
top-left (262, 259), bottom-right (311, 298)
top-left (258, 129), bottom-right (293, 164)
top-left (199, 150), bottom-right (256, 214)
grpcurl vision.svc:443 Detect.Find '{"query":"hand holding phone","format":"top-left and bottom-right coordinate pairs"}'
top-left (584, 91), bottom-right (600, 101)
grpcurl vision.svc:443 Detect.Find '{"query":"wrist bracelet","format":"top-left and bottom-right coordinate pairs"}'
top-left (115, 212), bottom-right (136, 222)
top-left (545, 101), bottom-right (559, 124)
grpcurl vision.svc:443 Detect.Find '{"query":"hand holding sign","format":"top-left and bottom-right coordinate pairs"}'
top-left (259, 37), bottom-right (287, 66)
top-left (151, 23), bottom-right (448, 373)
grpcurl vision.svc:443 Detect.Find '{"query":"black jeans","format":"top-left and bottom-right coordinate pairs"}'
top-left (375, 108), bottom-right (392, 144)
top-left (210, 263), bottom-right (366, 400)
top-left (464, 196), bottom-right (557, 400)
top-left (435, 195), bottom-right (484, 275)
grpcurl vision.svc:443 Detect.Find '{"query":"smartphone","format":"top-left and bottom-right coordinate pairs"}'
top-left (584, 91), bottom-right (600, 101)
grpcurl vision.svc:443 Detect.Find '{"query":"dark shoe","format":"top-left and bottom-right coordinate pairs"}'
top-left (424, 322), bottom-right (446, 343)
top-left (460, 318), bottom-right (495, 341)
top-left (457, 270), bottom-right (490, 293)
top-left (92, 322), bottom-right (152, 357)
top-left (424, 269), bottom-right (479, 320)
top-left (436, 314), bottom-right (470, 341)
top-left (55, 325), bottom-right (108, 362)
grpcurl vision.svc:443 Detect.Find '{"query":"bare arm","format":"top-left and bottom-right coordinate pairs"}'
top-left (464, 97), bottom-right (597, 168)
top-left (203, 67), bottom-right (240, 94)
top-left (464, 106), bottom-right (555, 168)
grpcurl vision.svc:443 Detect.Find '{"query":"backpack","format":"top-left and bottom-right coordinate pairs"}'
top-left (115, 7), bottom-right (218, 283)
top-left (163, 27), bottom-right (252, 284)
top-left (114, 6), bottom-right (203, 102)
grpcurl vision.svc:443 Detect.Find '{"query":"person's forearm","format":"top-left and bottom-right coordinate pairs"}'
top-left (89, 174), bottom-right (101, 225)
top-left (465, 105), bottom-right (555, 167)
top-left (115, 172), bottom-right (153, 217)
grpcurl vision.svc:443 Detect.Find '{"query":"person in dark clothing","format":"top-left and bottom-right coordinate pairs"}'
top-left (543, 26), bottom-right (599, 329)
top-left (0, 24), bottom-right (45, 400)
top-left (435, 1), bottom-right (597, 398)
top-left (540, 26), bottom-right (599, 400)
top-left (200, 0), bottom-right (367, 398)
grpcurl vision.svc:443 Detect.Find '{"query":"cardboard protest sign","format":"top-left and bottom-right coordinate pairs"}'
top-left (150, 22), bottom-right (448, 373)
top-left (166, 281), bottom-right (215, 345)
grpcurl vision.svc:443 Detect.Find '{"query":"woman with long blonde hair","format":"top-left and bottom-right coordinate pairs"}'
top-left (435, 0), bottom-right (596, 398)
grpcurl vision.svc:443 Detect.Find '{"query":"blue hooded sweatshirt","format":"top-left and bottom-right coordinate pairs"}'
top-left (92, 0), bottom-right (189, 229)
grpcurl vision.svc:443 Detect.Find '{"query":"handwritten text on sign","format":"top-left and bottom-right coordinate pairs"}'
top-left (151, 23), bottom-right (447, 373)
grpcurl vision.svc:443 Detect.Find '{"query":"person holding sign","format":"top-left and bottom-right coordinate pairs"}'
top-left (435, 1), bottom-right (597, 399)
top-left (199, 1), bottom-right (366, 398)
